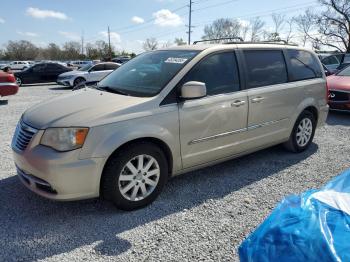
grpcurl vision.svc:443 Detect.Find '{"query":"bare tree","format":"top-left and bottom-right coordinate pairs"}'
top-left (174, 38), bottom-right (186, 46)
top-left (62, 41), bottom-right (81, 60)
top-left (202, 18), bottom-right (244, 42)
top-left (285, 18), bottom-right (295, 43)
top-left (5, 40), bottom-right (39, 60)
top-left (250, 17), bottom-right (265, 41)
top-left (143, 38), bottom-right (158, 51)
top-left (43, 43), bottom-right (62, 60)
top-left (272, 13), bottom-right (285, 35)
top-left (294, 10), bottom-right (315, 47)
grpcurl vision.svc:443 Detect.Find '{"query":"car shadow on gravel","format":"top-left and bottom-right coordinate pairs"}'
top-left (326, 111), bottom-right (350, 126)
top-left (0, 143), bottom-right (318, 261)
top-left (49, 86), bottom-right (72, 91)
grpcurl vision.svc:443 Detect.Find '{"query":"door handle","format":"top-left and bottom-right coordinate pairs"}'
top-left (231, 100), bottom-right (246, 107)
top-left (251, 96), bottom-right (264, 103)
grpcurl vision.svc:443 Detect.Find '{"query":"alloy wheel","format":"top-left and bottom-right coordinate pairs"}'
top-left (118, 154), bottom-right (160, 201)
top-left (296, 118), bottom-right (313, 147)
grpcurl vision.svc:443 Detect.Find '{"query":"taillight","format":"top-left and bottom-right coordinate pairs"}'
top-left (6, 74), bottom-right (16, 83)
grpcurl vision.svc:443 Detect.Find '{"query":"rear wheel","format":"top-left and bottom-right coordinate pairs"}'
top-left (284, 111), bottom-right (316, 153)
top-left (16, 77), bottom-right (22, 86)
top-left (101, 142), bottom-right (168, 210)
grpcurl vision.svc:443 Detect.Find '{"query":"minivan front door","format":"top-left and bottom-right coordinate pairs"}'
top-left (178, 51), bottom-right (249, 168)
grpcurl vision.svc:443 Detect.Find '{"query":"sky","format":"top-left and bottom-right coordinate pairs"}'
top-left (0, 0), bottom-right (320, 54)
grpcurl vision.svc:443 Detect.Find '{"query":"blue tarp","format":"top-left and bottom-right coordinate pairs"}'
top-left (239, 169), bottom-right (350, 262)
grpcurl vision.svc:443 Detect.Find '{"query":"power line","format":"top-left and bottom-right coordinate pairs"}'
top-left (193, 0), bottom-right (239, 12)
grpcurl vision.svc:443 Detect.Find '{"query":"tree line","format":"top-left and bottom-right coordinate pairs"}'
top-left (0, 40), bottom-right (136, 61)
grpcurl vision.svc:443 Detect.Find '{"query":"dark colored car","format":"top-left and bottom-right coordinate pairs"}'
top-left (111, 57), bottom-right (130, 64)
top-left (327, 66), bottom-right (350, 111)
top-left (0, 72), bottom-right (19, 97)
top-left (14, 62), bottom-right (72, 86)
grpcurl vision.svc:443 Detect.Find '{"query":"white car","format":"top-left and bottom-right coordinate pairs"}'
top-left (57, 62), bottom-right (120, 87)
top-left (7, 61), bottom-right (30, 70)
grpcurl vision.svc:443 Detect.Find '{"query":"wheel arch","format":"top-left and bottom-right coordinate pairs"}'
top-left (99, 137), bottom-right (174, 196)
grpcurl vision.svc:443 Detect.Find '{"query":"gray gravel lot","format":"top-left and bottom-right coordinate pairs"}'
top-left (1, 84), bottom-right (350, 261)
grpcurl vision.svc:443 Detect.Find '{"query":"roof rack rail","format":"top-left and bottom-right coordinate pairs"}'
top-left (193, 38), bottom-right (298, 46)
top-left (224, 40), bottom-right (298, 46)
top-left (193, 37), bottom-right (244, 45)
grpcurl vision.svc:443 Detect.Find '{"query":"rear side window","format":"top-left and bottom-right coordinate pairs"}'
top-left (182, 52), bottom-right (240, 96)
top-left (243, 50), bottom-right (288, 88)
top-left (105, 63), bottom-right (119, 70)
top-left (287, 50), bottom-right (322, 81)
top-left (322, 55), bottom-right (339, 65)
top-left (343, 54), bottom-right (350, 63)
top-left (91, 64), bottom-right (105, 71)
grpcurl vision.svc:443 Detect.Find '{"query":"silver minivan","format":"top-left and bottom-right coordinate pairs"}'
top-left (12, 42), bottom-right (329, 210)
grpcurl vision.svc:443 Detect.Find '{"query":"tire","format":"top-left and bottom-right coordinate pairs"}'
top-left (101, 142), bottom-right (168, 210)
top-left (73, 77), bottom-right (85, 87)
top-left (284, 110), bottom-right (316, 153)
top-left (16, 77), bottom-right (22, 87)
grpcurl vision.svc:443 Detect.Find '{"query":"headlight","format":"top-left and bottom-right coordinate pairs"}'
top-left (40, 127), bottom-right (89, 151)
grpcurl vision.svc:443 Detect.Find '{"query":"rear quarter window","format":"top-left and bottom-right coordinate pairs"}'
top-left (243, 50), bottom-right (288, 88)
top-left (287, 50), bottom-right (323, 81)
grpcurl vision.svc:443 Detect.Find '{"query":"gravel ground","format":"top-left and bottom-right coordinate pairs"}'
top-left (1, 84), bottom-right (350, 261)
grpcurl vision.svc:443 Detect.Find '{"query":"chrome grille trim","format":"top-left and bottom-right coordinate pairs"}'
top-left (12, 121), bottom-right (38, 152)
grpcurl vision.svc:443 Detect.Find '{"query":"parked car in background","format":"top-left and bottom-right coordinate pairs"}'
top-left (12, 43), bottom-right (328, 210)
top-left (14, 62), bottom-right (72, 86)
top-left (0, 72), bottom-right (19, 98)
top-left (57, 62), bottom-right (120, 87)
top-left (0, 61), bottom-right (9, 70)
top-left (70, 61), bottom-right (92, 69)
top-left (7, 61), bottom-right (30, 70)
top-left (321, 53), bottom-right (350, 72)
top-left (112, 56), bottom-right (130, 64)
top-left (327, 65), bottom-right (350, 111)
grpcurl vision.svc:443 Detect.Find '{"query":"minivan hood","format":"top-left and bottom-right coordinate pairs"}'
top-left (23, 89), bottom-right (153, 129)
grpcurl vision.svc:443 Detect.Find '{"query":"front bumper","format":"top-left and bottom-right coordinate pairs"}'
top-left (12, 130), bottom-right (106, 201)
top-left (56, 79), bottom-right (72, 87)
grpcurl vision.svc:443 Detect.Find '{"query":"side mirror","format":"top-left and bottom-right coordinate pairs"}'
top-left (181, 81), bottom-right (207, 100)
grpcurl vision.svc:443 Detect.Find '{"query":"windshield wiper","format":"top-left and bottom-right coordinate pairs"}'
top-left (96, 85), bottom-right (129, 96)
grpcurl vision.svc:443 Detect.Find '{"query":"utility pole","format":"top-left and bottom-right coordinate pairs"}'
top-left (187, 0), bottom-right (194, 45)
top-left (107, 26), bottom-right (112, 60)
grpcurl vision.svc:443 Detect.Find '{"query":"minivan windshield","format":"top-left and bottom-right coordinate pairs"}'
top-left (97, 50), bottom-right (199, 97)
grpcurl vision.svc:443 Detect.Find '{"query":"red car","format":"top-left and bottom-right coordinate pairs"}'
top-left (0, 72), bottom-right (19, 97)
top-left (327, 66), bottom-right (350, 111)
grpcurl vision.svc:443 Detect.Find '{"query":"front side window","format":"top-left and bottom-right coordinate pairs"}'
top-left (98, 50), bottom-right (199, 97)
top-left (244, 50), bottom-right (288, 88)
top-left (181, 52), bottom-right (240, 96)
top-left (287, 50), bottom-right (323, 81)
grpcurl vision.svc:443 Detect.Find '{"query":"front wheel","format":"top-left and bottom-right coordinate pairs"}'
top-left (73, 77), bottom-right (85, 87)
top-left (101, 142), bottom-right (168, 210)
top-left (284, 111), bottom-right (316, 153)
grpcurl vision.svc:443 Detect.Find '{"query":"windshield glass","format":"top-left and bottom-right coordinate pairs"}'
top-left (98, 50), bottom-right (199, 97)
top-left (78, 64), bottom-right (93, 71)
top-left (337, 65), bottom-right (350, 76)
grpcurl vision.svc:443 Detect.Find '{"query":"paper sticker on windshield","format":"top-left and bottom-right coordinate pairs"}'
top-left (165, 57), bottom-right (188, 64)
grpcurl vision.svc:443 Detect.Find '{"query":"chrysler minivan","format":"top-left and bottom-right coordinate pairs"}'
top-left (12, 43), bottom-right (329, 210)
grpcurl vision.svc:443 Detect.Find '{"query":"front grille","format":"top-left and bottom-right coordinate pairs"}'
top-left (329, 90), bottom-right (350, 102)
top-left (12, 121), bottom-right (38, 152)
